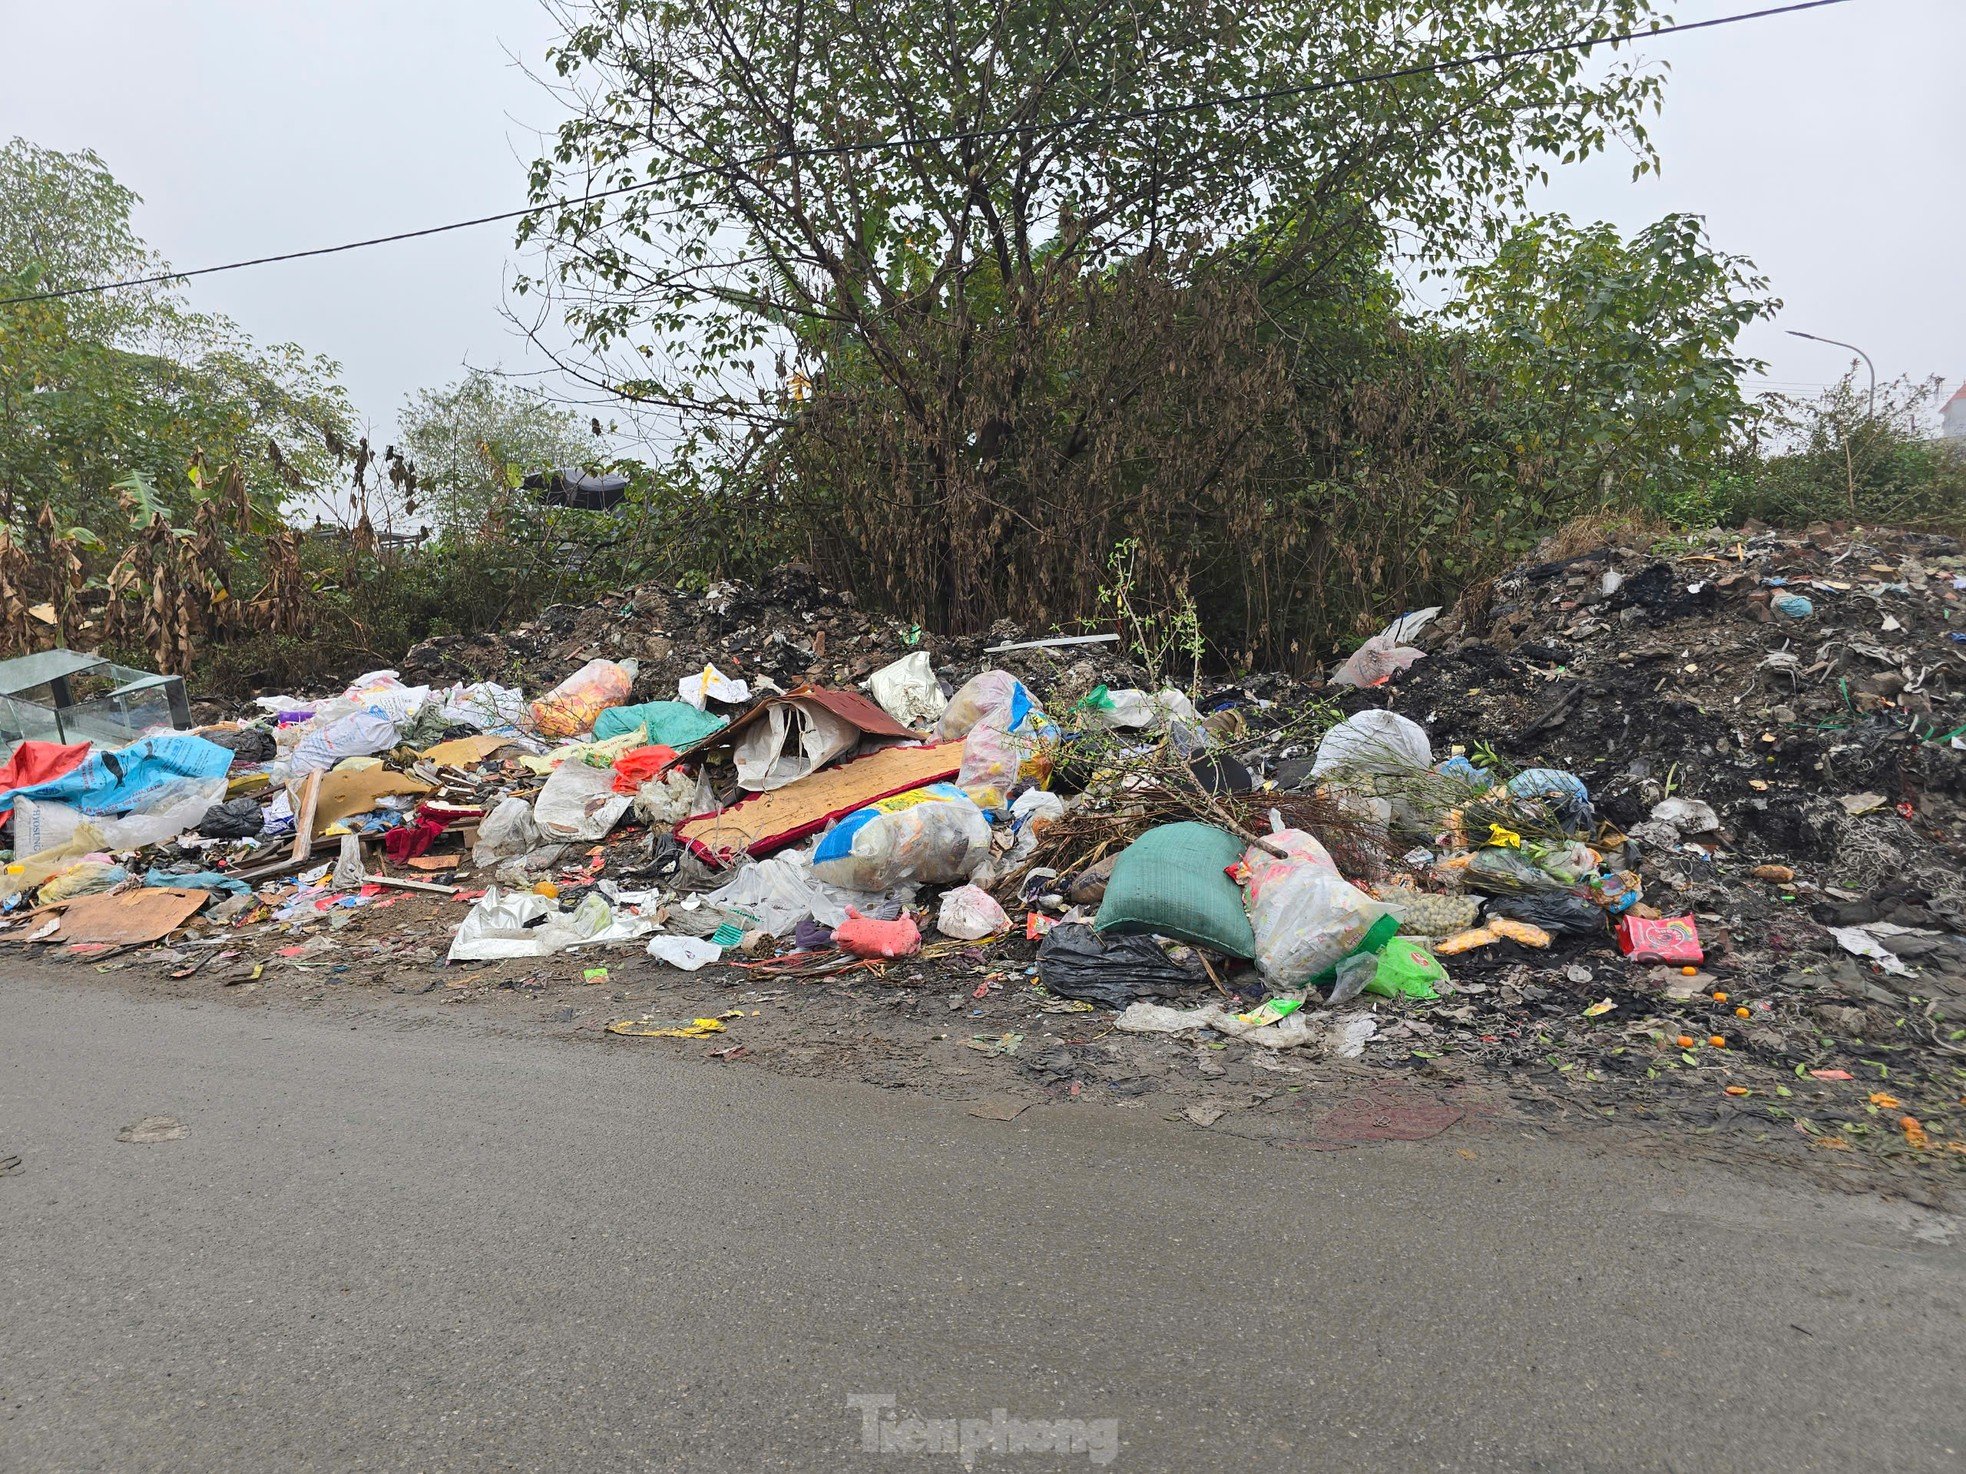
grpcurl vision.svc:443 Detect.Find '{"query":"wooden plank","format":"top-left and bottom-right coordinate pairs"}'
top-left (290, 770), bottom-right (323, 863)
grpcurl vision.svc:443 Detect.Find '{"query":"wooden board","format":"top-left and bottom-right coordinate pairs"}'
top-left (675, 741), bottom-right (961, 866)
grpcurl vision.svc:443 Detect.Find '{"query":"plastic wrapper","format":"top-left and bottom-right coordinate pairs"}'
top-left (448, 887), bottom-right (653, 961)
top-left (1311, 710), bottom-right (1432, 778)
top-left (37, 861), bottom-right (129, 905)
top-left (333, 832), bottom-right (367, 890)
top-left (810, 784), bottom-right (990, 892)
top-left (1534, 841), bottom-right (1599, 884)
top-left (533, 755), bottom-right (633, 842)
top-left (291, 712), bottom-right (400, 777)
top-left (936, 884), bottom-right (1010, 940)
top-left (1616, 914), bottom-right (1704, 964)
top-left (343, 671), bottom-right (432, 727)
top-left (1465, 846), bottom-right (1563, 896)
top-left (867, 652), bottom-right (947, 729)
top-left (631, 769), bottom-right (710, 826)
top-left (611, 745), bottom-right (680, 794)
top-left (678, 663), bottom-right (750, 710)
top-left (1241, 827), bottom-right (1391, 987)
top-left (1328, 610), bottom-right (1436, 688)
top-left (530, 659), bottom-right (635, 739)
top-left (647, 935), bottom-right (721, 970)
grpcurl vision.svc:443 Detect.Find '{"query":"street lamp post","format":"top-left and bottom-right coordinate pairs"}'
top-left (1785, 329), bottom-right (1875, 420)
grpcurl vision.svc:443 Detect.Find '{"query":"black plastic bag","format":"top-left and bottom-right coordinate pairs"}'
top-left (1486, 892), bottom-right (1606, 938)
top-left (194, 796), bottom-right (266, 840)
top-left (205, 727), bottom-right (276, 764)
top-left (1036, 924), bottom-right (1204, 1010)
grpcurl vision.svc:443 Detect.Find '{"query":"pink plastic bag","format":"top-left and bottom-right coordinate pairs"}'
top-left (835, 907), bottom-right (922, 959)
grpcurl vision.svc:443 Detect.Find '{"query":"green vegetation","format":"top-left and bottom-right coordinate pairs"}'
top-left (2, 0), bottom-right (1960, 693)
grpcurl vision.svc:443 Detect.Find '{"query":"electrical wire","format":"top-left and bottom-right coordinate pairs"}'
top-left (0, 0), bottom-right (1856, 308)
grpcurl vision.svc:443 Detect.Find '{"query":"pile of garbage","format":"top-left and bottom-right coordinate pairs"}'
top-left (2, 524), bottom-right (1961, 1170)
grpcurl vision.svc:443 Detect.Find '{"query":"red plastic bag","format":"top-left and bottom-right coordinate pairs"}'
top-left (1617, 914), bottom-right (1703, 964)
top-left (835, 907), bottom-right (921, 959)
top-left (610, 744), bottom-right (680, 795)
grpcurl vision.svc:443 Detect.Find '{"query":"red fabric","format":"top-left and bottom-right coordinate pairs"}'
top-left (383, 812), bottom-right (449, 863)
top-left (0, 740), bottom-right (92, 814)
top-left (611, 744), bottom-right (681, 795)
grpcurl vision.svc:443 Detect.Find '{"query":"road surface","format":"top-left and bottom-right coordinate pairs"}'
top-left (2, 972), bottom-right (1960, 1471)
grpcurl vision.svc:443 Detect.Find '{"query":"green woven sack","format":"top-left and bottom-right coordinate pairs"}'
top-left (1094, 822), bottom-right (1256, 958)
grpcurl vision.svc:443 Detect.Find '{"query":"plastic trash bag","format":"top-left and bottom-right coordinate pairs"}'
top-left (1465, 846), bottom-right (1562, 895)
top-left (611, 745), bottom-right (680, 794)
top-left (938, 671), bottom-right (1053, 790)
top-left (703, 849), bottom-right (882, 938)
top-left (474, 797), bottom-right (542, 867)
top-left (448, 887), bottom-right (652, 961)
top-left (203, 727), bottom-right (277, 764)
top-left (631, 768), bottom-right (707, 825)
top-left (835, 908), bottom-right (922, 958)
top-left (593, 700), bottom-right (728, 748)
top-left (291, 712), bottom-right (399, 777)
top-left (810, 784), bottom-right (990, 892)
top-left (530, 659), bottom-right (635, 739)
top-left (332, 832), bottom-right (367, 890)
top-left (1376, 886), bottom-right (1481, 937)
top-left (1037, 924), bottom-right (1203, 1009)
top-left (1241, 827), bottom-right (1391, 987)
top-left (1649, 796), bottom-right (1718, 833)
top-left (1329, 609), bottom-right (1437, 688)
top-left (1505, 768), bottom-right (1593, 832)
top-left (195, 796), bottom-right (265, 839)
top-left (937, 884), bottom-right (1010, 940)
top-left (733, 697), bottom-right (860, 791)
top-left (1487, 892), bottom-right (1606, 937)
top-left (92, 778), bottom-right (230, 851)
top-left (1310, 710), bottom-right (1433, 778)
top-left (438, 681), bottom-right (529, 732)
top-left (647, 935), bottom-right (722, 971)
top-left (867, 652), bottom-right (947, 729)
top-left (1006, 788), bottom-right (1067, 863)
top-left (678, 662), bottom-right (750, 710)
top-left (37, 861), bottom-right (129, 905)
top-left (533, 755), bottom-right (633, 842)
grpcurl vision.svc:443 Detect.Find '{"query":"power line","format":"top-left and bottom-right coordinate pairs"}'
top-left (0, 0), bottom-right (1856, 308)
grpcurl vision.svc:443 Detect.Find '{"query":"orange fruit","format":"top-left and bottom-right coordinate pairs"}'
top-left (1708, 1036), bottom-right (1727, 1048)
top-left (1675, 1035), bottom-right (1696, 1049)
top-left (1711, 991), bottom-right (1729, 1002)
top-left (1735, 1006), bottom-right (1750, 1019)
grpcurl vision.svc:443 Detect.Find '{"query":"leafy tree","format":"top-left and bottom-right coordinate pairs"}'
top-left (397, 368), bottom-right (596, 537)
top-left (1450, 211), bottom-right (1778, 525)
top-left (520, 0), bottom-right (1672, 633)
top-left (0, 138), bottom-right (351, 538)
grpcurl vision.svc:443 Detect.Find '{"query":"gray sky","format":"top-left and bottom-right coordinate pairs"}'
top-left (3, 0), bottom-right (1961, 450)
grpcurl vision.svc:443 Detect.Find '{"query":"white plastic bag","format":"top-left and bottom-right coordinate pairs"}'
top-left (632, 768), bottom-right (711, 825)
top-left (702, 849), bottom-right (886, 937)
top-left (448, 887), bottom-right (652, 961)
top-left (678, 662), bottom-right (750, 710)
top-left (1006, 788), bottom-right (1067, 863)
top-left (1241, 828), bottom-right (1391, 987)
top-left (92, 778), bottom-right (231, 851)
top-left (10, 795), bottom-right (83, 856)
top-left (937, 884), bottom-right (1010, 940)
top-left (647, 935), bottom-right (722, 971)
top-left (533, 756), bottom-right (632, 842)
top-left (811, 783), bottom-right (991, 892)
top-left (439, 681), bottom-right (528, 731)
top-left (333, 832), bottom-right (367, 889)
top-left (291, 712), bottom-right (399, 776)
top-left (867, 651), bottom-right (947, 729)
top-left (733, 697), bottom-right (859, 791)
top-left (1310, 710), bottom-right (1433, 778)
top-left (1329, 609), bottom-right (1437, 688)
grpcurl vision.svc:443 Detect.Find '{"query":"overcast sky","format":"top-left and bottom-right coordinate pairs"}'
top-left (3, 0), bottom-right (1961, 449)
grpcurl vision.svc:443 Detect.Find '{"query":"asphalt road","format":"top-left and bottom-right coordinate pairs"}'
top-left (2, 973), bottom-right (1960, 1473)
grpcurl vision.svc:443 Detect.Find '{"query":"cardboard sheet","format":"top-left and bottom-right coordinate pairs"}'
top-left (419, 734), bottom-right (519, 768)
top-left (310, 767), bottom-right (434, 835)
top-left (676, 741), bottom-right (962, 865)
top-left (27, 887), bottom-right (208, 946)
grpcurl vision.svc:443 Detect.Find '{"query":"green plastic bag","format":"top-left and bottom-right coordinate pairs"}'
top-left (1094, 822), bottom-right (1256, 959)
top-left (1364, 936), bottom-right (1448, 1001)
top-left (592, 701), bottom-right (729, 748)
